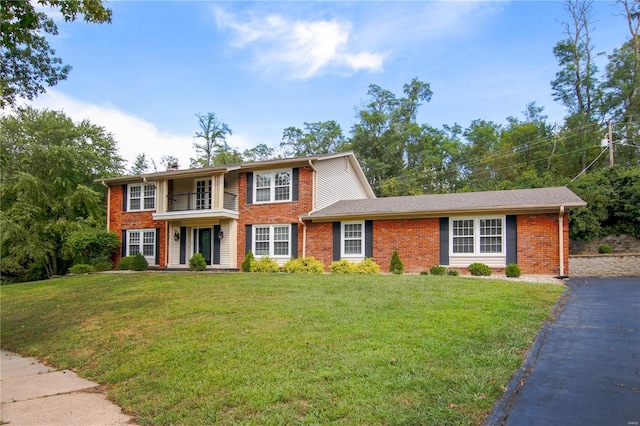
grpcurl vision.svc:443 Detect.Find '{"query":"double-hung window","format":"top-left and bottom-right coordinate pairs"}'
top-left (254, 170), bottom-right (291, 203)
top-left (253, 225), bottom-right (290, 258)
top-left (342, 221), bottom-right (364, 258)
top-left (128, 184), bottom-right (156, 211)
top-left (127, 229), bottom-right (156, 263)
top-left (451, 217), bottom-right (504, 255)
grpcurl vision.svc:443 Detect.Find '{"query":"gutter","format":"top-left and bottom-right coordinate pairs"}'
top-left (100, 180), bottom-right (111, 231)
top-left (558, 205), bottom-right (565, 277)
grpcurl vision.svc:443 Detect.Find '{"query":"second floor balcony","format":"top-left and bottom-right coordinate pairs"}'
top-left (153, 190), bottom-right (238, 221)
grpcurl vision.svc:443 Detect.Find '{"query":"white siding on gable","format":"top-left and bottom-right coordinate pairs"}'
top-left (315, 157), bottom-right (371, 210)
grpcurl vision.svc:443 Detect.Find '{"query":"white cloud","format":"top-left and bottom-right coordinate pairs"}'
top-left (27, 90), bottom-right (195, 171)
top-left (215, 8), bottom-right (384, 79)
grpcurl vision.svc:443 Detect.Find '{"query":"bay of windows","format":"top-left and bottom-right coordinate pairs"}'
top-left (253, 224), bottom-right (290, 257)
top-left (452, 217), bottom-right (504, 255)
top-left (255, 170), bottom-right (291, 203)
top-left (129, 184), bottom-right (156, 211)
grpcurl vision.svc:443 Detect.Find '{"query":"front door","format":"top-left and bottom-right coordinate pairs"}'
top-left (195, 228), bottom-right (212, 265)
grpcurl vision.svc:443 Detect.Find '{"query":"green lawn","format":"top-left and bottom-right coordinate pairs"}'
top-left (0, 273), bottom-right (564, 425)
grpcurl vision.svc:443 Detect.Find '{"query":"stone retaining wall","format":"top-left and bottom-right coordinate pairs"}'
top-left (570, 234), bottom-right (640, 255)
top-left (569, 254), bottom-right (640, 277)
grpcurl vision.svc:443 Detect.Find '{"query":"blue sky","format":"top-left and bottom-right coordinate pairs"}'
top-left (26, 1), bottom-right (629, 170)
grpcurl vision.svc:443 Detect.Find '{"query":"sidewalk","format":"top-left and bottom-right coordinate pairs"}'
top-left (1, 349), bottom-right (134, 425)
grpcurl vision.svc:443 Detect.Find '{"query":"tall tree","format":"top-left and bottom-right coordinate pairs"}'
top-left (0, 107), bottom-right (123, 281)
top-left (190, 112), bottom-right (233, 168)
top-left (160, 155), bottom-right (180, 170)
top-left (130, 153), bottom-right (150, 175)
top-left (1, 0), bottom-right (112, 108)
top-left (601, 0), bottom-right (640, 164)
top-left (280, 120), bottom-right (346, 157)
top-left (243, 143), bottom-right (275, 162)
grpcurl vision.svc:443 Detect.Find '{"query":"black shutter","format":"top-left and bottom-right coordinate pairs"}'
top-left (365, 220), bottom-right (373, 258)
top-left (179, 226), bottom-right (187, 264)
top-left (121, 230), bottom-right (127, 257)
top-left (155, 228), bottom-right (161, 266)
top-left (332, 222), bottom-right (341, 261)
top-left (439, 217), bottom-right (449, 265)
top-left (122, 184), bottom-right (128, 211)
top-left (291, 223), bottom-right (298, 259)
top-left (245, 225), bottom-right (252, 255)
top-left (213, 225), bottom-right (221, 265)
top-left (292, 168), bottom-right (299, 202)
top-left (246, 172), bottom-right (253, 204)
top-left (506, 215), bottom-right (518, 265)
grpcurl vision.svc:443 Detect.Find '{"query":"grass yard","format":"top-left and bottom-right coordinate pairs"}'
top-left (0, 273), bottom-right (565, 425)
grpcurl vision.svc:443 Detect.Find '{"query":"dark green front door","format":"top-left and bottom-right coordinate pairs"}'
top-left (197, 228), bottom-right (212, 265)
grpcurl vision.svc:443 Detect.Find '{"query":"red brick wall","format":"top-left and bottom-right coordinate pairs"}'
top-left (372, 219), bottom-right (440, 273)
top-left (517, 213), bottom-right (568, 275)
top-left (108, 185), bottom-right (167, 267)
top-left (305, 222), bottom-right (334, 267)
top-left (237, 167), bottom-right (314, 264)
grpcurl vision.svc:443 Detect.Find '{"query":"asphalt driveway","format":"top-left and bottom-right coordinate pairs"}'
top-left (487, 277), bottom-right (640, 426)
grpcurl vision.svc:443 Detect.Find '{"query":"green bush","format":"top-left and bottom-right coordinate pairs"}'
top-left (468, 262), bottom-right (492, 276)
top-left (447, 269), bottom-right (459, 276)
top-left (389, 250), bottom-right (404, 274)
top-left (68, 264), bottom-right (95, 275)
top-left (420, 271), bottom-right (429, 275)
top-left (505, 263), bottom-right (521, 278)
top-left (189, 253), bottom-right (207, 271)
top-left (429, 265), bottom-right (447, 276)
top-left (116, 256), bottom-right (134, 270)
top-left (598, 244), bottom-right (612, 254)
top-left (355, 258), bottom-right (381, 274)
top-left (242, 251), bottom-right (255, 272)
top-left (65, 229), bottom-right (120, 266)
top-left (282, 257), bottom-right (325, 274)
top-left (251, 256), bottom-right (280, 273)
top-left (330, 259), bottom-right (356, 274)
top-left (131, 253), bottom-right (148, 271)
top-left (93, 261), bottom-right (113, 272)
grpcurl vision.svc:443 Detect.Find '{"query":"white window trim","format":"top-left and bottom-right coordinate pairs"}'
top-left (449, 216), bottom-right (505, 257)
top-left (253, 169), bottom-right (292, 204)
top-left (126, 229), bottom-right (156, 264)
top-left (128, 183), bottom-right (156, 211)
top-left (341, 220), bottom-right (365, 260)
top-left (252, 224), bottom-right (291, 259)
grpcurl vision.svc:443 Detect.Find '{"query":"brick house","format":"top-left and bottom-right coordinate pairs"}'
top-left (97, 152), bottom-right (586, 275)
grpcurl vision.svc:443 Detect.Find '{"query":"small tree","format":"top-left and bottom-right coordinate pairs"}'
top-left (389, 250), bottom-right (404, 274)
top-left (130, 253), bottom-right (148, 271)
top-left (189, 253), bottom-right (207, 271)
top-left (242, 251), bottom-right (255, 272)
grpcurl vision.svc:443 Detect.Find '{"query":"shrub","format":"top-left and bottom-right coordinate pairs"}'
top-left (116, 256), bottom-right (134, 270)
top-left (389, 250), bottom-right (404, 274)
top-left (251, 256), bottom-right (280, 273)
top-left (420, 271), bottom-right (429, 275)
top-left (189, 253), bottom-right (207, 271)
top-left (93, 261), bottom-right (113, 272)
top-left (429, 265), bottom-right (447, 276)
top-left (468, 262), bottom-right (492, 276)
top-left (355, 258), bottom-right (381, 274)
top-left (69, 264), bottom-right (95, 275)
top-left (330, 259), bottom-right (356, 274)
top-left (447, 269), bottom-right (459, 276)
top-left (282, 257), bottom-right (325, 274)
top-left (131, 253), bottom-right (148, 271)
top-left (598, 244), bottom-right (612, 254)
top-left (242, 251), bottom-right (255, 272)
top-left (505, 263), bottom-right (521, 278)
top-left (65, 229), bottom-right (120, 266)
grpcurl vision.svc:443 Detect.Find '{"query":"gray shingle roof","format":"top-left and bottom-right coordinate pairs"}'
top-left (304, 187), bottom-right (586, 220)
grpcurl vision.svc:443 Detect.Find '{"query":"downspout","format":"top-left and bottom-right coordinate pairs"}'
top-left (299, 218), bottom-right (307, 258)
top-left (558, 206), bottom-right (565, 277)
top-left (100, 181), bottom-right (111, 231)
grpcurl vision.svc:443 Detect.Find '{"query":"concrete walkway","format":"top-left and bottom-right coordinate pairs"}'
top-left (486, 277), bottom-right (640, 426)
top-left (1, 350), bottom-right (134, 425)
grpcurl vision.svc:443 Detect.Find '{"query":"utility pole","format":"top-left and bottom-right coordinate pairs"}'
top-left (608, 121), bottom-right (614, 166)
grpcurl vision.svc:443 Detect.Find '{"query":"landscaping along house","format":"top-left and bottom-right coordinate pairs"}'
top-left (97, 151), bottom-right (586, 275)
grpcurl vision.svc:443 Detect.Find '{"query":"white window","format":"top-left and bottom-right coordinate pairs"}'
top-left (451, 217), bottom-right (504, 255)
top-left (254, 170), bottom-right (291, 203)
top-left (342, 221), bottom-right (364, 257)
top-left (252, 225), bottom-right (290, 258)
top-left (128, 184), bottom-right (156, 211)
top-left (127, 229), bottom-right (156, 263)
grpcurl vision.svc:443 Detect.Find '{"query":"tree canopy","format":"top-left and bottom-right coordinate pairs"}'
top-left (1, 0), bottom-right (112, 108)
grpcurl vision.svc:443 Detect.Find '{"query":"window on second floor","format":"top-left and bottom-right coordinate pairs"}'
top-left (254, 170), bottom-right (291, 203)
top-left (128, 184), bottom-right (156, 211)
